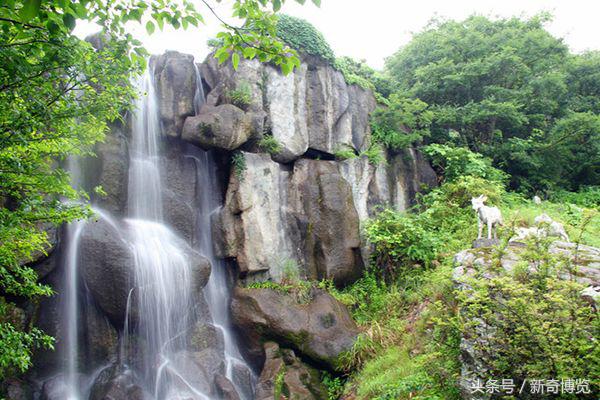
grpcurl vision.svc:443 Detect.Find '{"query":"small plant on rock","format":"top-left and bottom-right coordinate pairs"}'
top-left (231, 151), bottom-right (246, 180)
top-left (258, 135), bottom-right (282, 155)
top-left (227, 81), bottom-right (252, 110)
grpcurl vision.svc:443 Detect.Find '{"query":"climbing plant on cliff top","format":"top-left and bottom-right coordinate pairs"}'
top-left (0, 0), bottom-right (316, 382)
top-left (276, 14), bottom-right (335, 64)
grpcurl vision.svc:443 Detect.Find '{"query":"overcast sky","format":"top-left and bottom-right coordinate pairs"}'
top-left (76, 0), bottom-right (600, 70)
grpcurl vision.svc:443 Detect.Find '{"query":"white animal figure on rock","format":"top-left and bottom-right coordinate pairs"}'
top-left (534, 213), bottom-right (570, 242)
top-left (512, 226), bottom-right (543, 242)
top-left (533, 195), bottom-right (542, 204)
top-left (471, 195), bottom-right (503, 239)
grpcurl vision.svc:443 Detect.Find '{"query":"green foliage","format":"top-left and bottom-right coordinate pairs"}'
top-left (321, 372), bottom-right (344, 400)
top-left (333, 147), bottom-right (357, 161)
top-left (551, 186), bottom-right (600, 208)
top-left (226, 80), bottom-right (253, 110)
top-left (231, 152), bottom-right (247, 180)
top-left (258, 135), bottom-right (282, 155)
top-left (386, 13), bottom-right (600, 192)
top-left (0, 299), bottom-right (53, 377)
top-left (457, 240), bottom-right (599, 394)
top-left (275, 14), bottom-right (335, 64)
top-left (423, 144), bottom-right (508, 183)
top-left (366, 210), bottom-right (442, 274)
top-left (371, 94), bottom-right (433, 150)
top-left (359, 144), bottom-right (386, 166)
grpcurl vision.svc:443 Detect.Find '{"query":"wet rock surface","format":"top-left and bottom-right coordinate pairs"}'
top-left (230, 287), bottom-right (359, 370)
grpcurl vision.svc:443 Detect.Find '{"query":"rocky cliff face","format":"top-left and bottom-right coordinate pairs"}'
top-left (20, 50), bottom-right (438, 400)
top-left (170, 52), bottom-right (436, 285)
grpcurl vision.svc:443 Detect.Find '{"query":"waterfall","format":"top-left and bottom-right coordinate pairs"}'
top-left (52, 58), bottom-right (253, 400)
top-left (123, 63), bottom-right (210, 399)
top-left (189, 64), bottom-right (256, 399)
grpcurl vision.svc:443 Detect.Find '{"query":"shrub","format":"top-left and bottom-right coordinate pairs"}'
top-left (333, 147), bottom-right (357, 160)
top-left (366, 210), bottom-right (442, 276)
top-left (371, 94), bottom-right (433, 150)
top-left (359, 144), bottom-right (386, 165)
top-left (226, 81), bottom-right (252, 110)
top-left (258, 135), bottom-right (282, 155)
top-left (457, 240), bottom-right (600, 394)
top-left (276, 15), bottom-right (335, 64)
top-left (423, 143), bottom-right (508, 184)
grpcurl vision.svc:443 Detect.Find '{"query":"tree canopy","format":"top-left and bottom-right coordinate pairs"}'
top-left (383, 14), bottom-right (600, 193)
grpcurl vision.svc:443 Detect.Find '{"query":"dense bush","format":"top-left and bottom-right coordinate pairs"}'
top-left (276, 14), bottom-right (335, 64)
top-left (457, 238), bottom-right (599, 397)
top-left (424, 143), bottom-right (508, 184)
top-left (370, 94), bottom-right (433, 150)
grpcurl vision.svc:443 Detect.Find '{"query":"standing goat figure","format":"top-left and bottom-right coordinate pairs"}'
top-left (471, 195), bottom-right (503, 239)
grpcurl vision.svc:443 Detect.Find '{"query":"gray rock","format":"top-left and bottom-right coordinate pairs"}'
top-left (255, 342), bottom-right (328, 400)
top-left (91, 128), bottom-right (129, 216)
top-left (230, 287), bottom-right (359, 370)
top-left (215, 375), bottom-right (241, 400)
top-left (182, 104), bottom-right (253, 151)
top-left (265, 64), bottom-right (309, 163)
top-left (89, 365), bottom-right (145, 400)
top-left (215, 152), bottom-right (303, 280)
top-left (79, 217), bottom-right (133, 326)
top-left (306, 65), bottom-right (352, 154)
top-left (290, 159), bottom-right (363, 285)
top-left (154, 51), bottom-right (196, 138)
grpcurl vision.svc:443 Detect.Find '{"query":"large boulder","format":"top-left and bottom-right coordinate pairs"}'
top-left (265, 64), bottom-right (309, 163)
top-left (89, 126), bottom-right (129, 216)
top-left (154, 51), bottom-right (197, 138)
top-left (89, 365), bottom-right (145, 400)
top-left (80, 217), bottom-right (211, 326)
top-left (160, 144), bottom-right (198, 243)
top-left (305, 65), bottom-right (353, 155)
top-left (290, 159), bottom-right (363, 285)
top-left (230, 287), bottom-right (359, 370)
top-left (214, 152), bottom-right (303, 280)
top-left (255, 342), bottom-right (327, 400)
top-left (79, 217), bottom-right (133, 326)
top-left (182, 104), bottom-right (253, 151)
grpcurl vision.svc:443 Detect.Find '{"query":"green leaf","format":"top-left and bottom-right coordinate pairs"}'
top-left (242, 47), bottom-right (257, 59)
top-left (19, 0), bottom-right (41, 23)
top-left (62, 13), bottom-right (76, 31)
top-left (311, 0), bottom-right (321, 6)
top-left (146, 20), bottom-right (155, 35)
top-left (232, 52), bottom-right (240, 70)
top-left (273, 0), bottom-right (282, 12)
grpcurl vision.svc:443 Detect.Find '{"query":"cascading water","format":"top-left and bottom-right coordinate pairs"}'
top-left (190, 150), bottom-right (256, 399)
top-left (122, 59), bottom-right (255, 399)
top-left (53, 58), bottom-right (253, 400)
top-left (61, 157), bottom-right (85, 400)
top-left (123, 62), bottom-right (209, 399)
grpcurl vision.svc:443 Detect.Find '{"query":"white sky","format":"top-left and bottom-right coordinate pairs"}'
top-left (75, 0), bottom-right (600, 70)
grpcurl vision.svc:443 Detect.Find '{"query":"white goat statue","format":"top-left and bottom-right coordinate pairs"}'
top-left (533, 195), bottom-right (542, 205)
top-left (534, 213), bottom-right (570, 242)
top-left (471, 195), bottom-right (503, 239)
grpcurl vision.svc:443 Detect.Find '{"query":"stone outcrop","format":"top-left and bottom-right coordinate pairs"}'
top-left (255, 342), bottom-right (328, 400)
top-left (154, 51), bottom-right (196, 138)
top-left (289, 159), bottom-right (363, 284)
top-left (182, 104), bottom-right (253, 151)
top-left (230, 287), bottom-right (359, 370)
